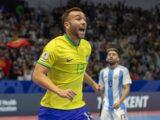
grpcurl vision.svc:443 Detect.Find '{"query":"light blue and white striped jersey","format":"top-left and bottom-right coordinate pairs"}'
top-left (99, 65), bottom-right (132, 112)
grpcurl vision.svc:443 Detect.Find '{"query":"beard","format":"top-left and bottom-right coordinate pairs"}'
top-left (108, 62), bottom-right (117, 66)
top-left (106, 59), bottom-right (118, 66)
top-left (73, 29), bottom-right (85, 39)
top-left (70, 24), bottom-right (86, 39)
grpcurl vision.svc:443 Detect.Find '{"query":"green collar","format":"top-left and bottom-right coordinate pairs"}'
top-left (64, 34), bottom-right (80, 47)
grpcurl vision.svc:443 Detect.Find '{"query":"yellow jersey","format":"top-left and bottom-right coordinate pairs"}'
top-left (37, 34), bottom-right (91, 110)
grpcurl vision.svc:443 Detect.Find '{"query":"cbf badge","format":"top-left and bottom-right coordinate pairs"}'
top-left (41, 52), bottom-right (49, 61)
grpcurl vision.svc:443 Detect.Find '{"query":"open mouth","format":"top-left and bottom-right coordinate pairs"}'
top-left (79, 28), bottom-right (85, 33)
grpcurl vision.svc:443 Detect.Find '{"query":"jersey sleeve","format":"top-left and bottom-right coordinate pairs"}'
top-left (37, 41), bottom-right (57, 69)
top-left (123, 68), bottom-right (132, 85)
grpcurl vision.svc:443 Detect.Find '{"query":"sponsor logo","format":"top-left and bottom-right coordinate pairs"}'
top-left (125, 95), bottom-right (149, 108)
top-left (0, 99), bottom-right (17, 112)
top-left (97, 95), bottom-right (150, 110)
top-left (66, 58), bottom-right (73, 62)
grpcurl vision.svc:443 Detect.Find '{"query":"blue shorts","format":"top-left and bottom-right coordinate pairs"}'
top-left (38, 106), bottom-right (94, 120)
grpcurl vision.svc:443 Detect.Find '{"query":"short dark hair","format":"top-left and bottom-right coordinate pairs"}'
top-left (106, 43), bottom-right (120, 55)
top-left (61, 7), bottom-right (83, 26)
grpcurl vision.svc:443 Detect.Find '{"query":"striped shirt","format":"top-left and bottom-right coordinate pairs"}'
top-left (99, 65), bottom-right (132, 112)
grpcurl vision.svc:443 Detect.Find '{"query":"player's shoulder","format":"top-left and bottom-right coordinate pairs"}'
top-left (81, 38), bottom-right (89, 43)
top-left (80, 39), bottom-right (92, 52)
top-left (48, 35), bottom-right (64, 44)
top-left (100, 67), bottom-right (109, 74)
top-left (118, 65), bottom-right (129, 72)
top-left (81, 38), bottom-right (90, 45)
top-left (45, 35), bottom-right (65, 48)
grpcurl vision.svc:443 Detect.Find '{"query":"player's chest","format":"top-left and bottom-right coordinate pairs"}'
top-left (56, 46), bottom-right (90, 64)
top-left (103, 70), bottom-right (123, 87)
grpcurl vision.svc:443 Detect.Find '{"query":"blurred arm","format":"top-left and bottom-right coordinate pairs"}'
top-left (113, 84), bottom-right (130, 109)
top-left (84, 72), bottom-right (103, 93)
top-left (32, 64), bottom-right (76, 100)
top-left (120, 84), bottom-right (130, 103)
top-left (32, 64), bottom-right (61, 93)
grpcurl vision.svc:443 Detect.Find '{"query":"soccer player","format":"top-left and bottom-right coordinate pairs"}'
top-left (99, 44), bottom-right (132, 120)
top-left (32, 7), bottom-right (102, 120)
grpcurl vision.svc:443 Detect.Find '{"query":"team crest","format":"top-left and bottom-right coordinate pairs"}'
top-left (114, 75), bottom-right (118, 80)
top-left (41, 52), bottom-right (49, 61)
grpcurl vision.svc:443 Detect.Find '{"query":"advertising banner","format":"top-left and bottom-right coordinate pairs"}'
top-left (0, 92), bottom-right (160, 115)
top-left (0, 94), bottom-right (43, 116)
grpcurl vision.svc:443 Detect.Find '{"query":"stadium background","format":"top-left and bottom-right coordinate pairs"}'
top-left (0, 0), bottom-right (160, 119)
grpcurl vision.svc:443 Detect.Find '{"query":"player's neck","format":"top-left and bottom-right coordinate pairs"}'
top-left (109, 63), bottom-right (118, 69)
top-left (65, 33), bottom-right (80, 46)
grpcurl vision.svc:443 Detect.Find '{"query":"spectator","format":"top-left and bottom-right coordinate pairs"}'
top-left (0, 1), bottom-right (160, 82)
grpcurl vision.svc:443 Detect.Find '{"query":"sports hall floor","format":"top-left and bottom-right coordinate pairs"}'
top-left (1, 111), bottom-right (160, 120)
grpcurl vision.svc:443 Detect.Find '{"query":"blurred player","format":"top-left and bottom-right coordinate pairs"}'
top-left (32, 7), bottom-right (102, 120)
top-left (99, 44), bottom-right (132, 120)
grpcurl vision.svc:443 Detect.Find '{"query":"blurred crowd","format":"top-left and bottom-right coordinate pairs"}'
top-left (0, 1), bottom-right (160, 81)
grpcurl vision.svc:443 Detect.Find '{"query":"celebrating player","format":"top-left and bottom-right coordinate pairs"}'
top-left (32, 7), bottom-right (102, 120)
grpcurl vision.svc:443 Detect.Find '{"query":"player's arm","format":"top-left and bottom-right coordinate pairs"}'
top-left (84, 72), bottom-right (102, 93)
top-left (113, 84), bottom-right (130, 109)
top-left (32, 64), bottom-right (76, 100)
top-left (98, 71), bottom-right (104, 115)
top-left (120, 84), bottom-right (130, 103)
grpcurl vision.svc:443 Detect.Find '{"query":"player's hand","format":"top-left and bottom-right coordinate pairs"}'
top-left (113, 100), bottom-right (121, 109)
top-left (93, 83), bottom-right (103, 94)
top-left (57, 89), bottom-right (77, 101)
